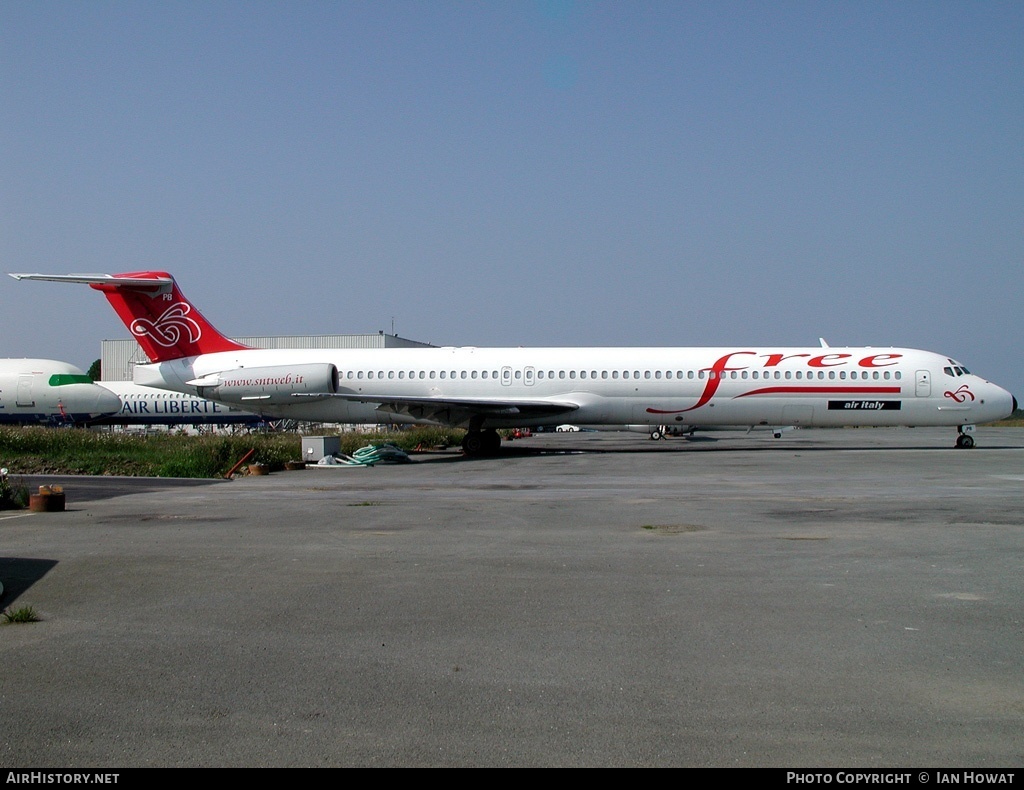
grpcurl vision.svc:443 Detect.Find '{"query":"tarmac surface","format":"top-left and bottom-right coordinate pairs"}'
top-left (1, 427), bottom-right (1022, 767)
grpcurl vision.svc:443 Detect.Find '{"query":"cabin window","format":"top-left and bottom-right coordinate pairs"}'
top-left (895, 371), bottom-right (902, 380)
top-left (579, 371), bottom-right (586, 379)
top-left (655, 371), bottom-right (662, 379)
top-left (883, 371), bottom-right (891, 380)
top-left (357, 371), bottom-right (364, 379)
top-left (602, 371), bottom-right (608, 379)
top-left (569, 371), bottom-right (576, 379)
top-left (514, 370), bottom-right (521, 380)
top-left (471, 371), bottom-right (478, 379)
top-left (398, 371), bottom-right (405, 379)
top-left (612, 371), bottom-right (619, 379)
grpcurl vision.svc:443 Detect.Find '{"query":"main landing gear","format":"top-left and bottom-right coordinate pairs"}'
top-left (461, 428), bottom-right (502, 456)
top-left (955, 425), bottom-right (976, 449)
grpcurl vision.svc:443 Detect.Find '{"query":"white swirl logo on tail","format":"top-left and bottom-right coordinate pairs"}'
top-left (130, 303), bottom-right (202, 348)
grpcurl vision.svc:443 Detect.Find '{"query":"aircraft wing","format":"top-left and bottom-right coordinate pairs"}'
top-left (293, 392), bottom-right (579, 426)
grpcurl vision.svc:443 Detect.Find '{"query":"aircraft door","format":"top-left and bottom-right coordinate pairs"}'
top-left (501, 366), bottom-right (512, 386)
top-left (915, 370), bottom-right (931, 397)
top-left (524, 367), bottom-right (535, 386)
top-left (16, 375), bottom-right (34, 407)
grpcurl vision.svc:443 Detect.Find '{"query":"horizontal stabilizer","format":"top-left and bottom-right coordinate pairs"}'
top-left (9, 272), bottom-right (174, 288)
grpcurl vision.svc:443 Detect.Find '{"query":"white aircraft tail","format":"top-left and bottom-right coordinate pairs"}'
top-left (9, 271), bottom-right (248, 363)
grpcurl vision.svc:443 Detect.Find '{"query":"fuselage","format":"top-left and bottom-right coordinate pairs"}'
top-left (93, 381), bottom-right (264, 426)
top-left (132, 345), bottom-right (1015, 430)
top-left (0, 359), bottom-right (122, 425)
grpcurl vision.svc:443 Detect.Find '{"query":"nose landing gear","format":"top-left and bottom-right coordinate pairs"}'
top-left (955, 425), bottom-right (976, 449)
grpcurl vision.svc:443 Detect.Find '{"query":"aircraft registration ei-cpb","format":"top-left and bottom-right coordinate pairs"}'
top-left (9, 271), bottom-right (1017, 454)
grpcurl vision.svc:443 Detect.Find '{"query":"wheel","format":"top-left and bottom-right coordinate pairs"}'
top-left (483, 429), bottom-right (502, 453)
top-left (462, 432), bottom-right (485, 455)
top-left (955, 434), bottom-right (975, 449)
top-left (650, 430), bottom-right (662, 440)
top-left (462, 429), bottom-right (502, 456)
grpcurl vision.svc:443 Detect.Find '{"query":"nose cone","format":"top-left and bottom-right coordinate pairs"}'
top-left (92, 386), bottom-right (122, 416)
top-left (984, 382), bottom-right (1016, 423)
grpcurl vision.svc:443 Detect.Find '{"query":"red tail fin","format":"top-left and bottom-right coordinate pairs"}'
top-left (8, 271), bottom-right (248, 362)
top-left (91, 271), bottom-right (248, 362)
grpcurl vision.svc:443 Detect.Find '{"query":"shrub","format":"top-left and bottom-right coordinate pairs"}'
top-left (0, 468), bottom-right (29, 510)
top-left (2, 606), bottom-right (40, 624)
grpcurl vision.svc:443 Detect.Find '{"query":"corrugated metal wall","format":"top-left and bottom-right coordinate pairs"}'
top-left (99, 334), bottom-right (434, 380)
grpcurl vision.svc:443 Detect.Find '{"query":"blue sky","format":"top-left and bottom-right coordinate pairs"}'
top-left (2, 1), bottom-right (1021, 397)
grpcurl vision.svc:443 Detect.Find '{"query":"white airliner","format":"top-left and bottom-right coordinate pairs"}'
top-left (0, 359), bottom-right (121, 425)
top-left (93, 380), bottom-right (264, 426)
top-left (9, 271), bottom-right (1017, 453)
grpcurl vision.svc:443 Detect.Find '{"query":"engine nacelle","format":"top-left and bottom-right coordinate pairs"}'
top-left (188, 363), bottom-right (338, 404)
